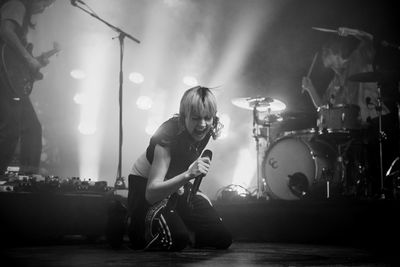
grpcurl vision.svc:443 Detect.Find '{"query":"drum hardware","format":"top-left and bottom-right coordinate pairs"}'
top-left (334, 139), bottom-right (354, 196)
top-left (252, 101), bottom-right (270, 200)
top-left (348, 70), bottom-right (400, 199)
top-left (385, 157), bottom-right (400, 199)
top-left (354, 162), bottom-right (368, 198)
top-left (378, 97), bottom-right (386, 200)
top-left (288, 172), bottom-right (309, 198)
top-left (320, 167), bottom-right (335, 199)
top-left (232, 96), bottom-right (287, 199)
top-left (386, 157), bottom-right (399, 177)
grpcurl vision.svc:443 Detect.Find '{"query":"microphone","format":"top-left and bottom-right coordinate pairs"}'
top-left (187, 149), bottom-right (213, 205)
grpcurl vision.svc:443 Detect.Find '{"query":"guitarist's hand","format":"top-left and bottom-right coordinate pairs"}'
top-left (26, 56), bottom-right (43, 72)
top-left (38, 56), bottom-right (50, 67)
top-left (186, 157), bottom-right (211, 180)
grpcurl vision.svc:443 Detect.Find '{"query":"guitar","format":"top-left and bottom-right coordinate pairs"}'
top-left (0, 41), bottom-right (60, 98)
top-left (144, 150), bottom-right (212, 249)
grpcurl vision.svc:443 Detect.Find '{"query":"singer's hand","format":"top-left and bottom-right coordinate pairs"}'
top-left (186, 157), bottom-right (211, 180)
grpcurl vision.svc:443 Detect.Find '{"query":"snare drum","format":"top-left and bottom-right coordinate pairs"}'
top-left (317, 104), bottom-right (362, 133)
top-left (263, 133), bottom-right (336, 200)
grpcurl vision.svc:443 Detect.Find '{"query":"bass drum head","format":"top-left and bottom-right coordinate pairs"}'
top-left (263, 137), bottom-right (315, 200)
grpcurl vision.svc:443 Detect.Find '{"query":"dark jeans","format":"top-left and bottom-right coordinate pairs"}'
top-left (0, 87), bottom-right (42, 175)
top-left (128, 174), bottom-right (232, 251)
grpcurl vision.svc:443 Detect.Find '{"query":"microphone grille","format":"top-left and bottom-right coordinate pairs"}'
top-left (201, 149), bottom-right (213, 160)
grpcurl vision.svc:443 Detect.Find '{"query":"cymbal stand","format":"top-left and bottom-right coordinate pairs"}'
top-left (252, 103), bottom-right (268, 199)
top-left (376, 84), bottom-right (386, 199)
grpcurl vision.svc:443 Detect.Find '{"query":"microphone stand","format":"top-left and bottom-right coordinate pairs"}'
top-left (71, 1), bottom-right (140, 184)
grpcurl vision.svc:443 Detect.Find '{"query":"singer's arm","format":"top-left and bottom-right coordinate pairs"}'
top-left (145, 144), bottom-right (210, 204)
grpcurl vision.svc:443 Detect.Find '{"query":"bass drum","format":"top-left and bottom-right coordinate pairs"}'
top-left (263, 133), bottom-right (337, 200)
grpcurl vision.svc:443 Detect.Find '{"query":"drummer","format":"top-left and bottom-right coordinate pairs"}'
top-left (302, 26), bottom-right (398, 198)
top-left (301, 26), bottom-right (390, 124)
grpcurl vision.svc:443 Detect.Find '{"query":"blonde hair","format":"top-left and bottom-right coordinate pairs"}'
top-left (179, 86), bottom-right (222, 139)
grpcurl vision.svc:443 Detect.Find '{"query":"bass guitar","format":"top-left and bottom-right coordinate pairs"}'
top-left (0, 41), bottom-right (60, 98)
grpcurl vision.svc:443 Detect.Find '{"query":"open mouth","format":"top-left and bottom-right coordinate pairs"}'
top-left (193, 128), bottom-right (208, 137)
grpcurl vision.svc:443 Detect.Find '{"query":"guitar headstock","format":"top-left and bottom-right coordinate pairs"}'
top-left (37, 42), bottom-right (62, 65)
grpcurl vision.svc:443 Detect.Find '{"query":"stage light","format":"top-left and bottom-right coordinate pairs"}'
top-left (218, 113), bottom-right (231, 139)
top-left (145, 119), bottom-right (160, 136)
top-left (73, 93), bottom-right (87, 105)
top-left (136, 95), bottom-right (153, 110)
top-left (70, 69), bottom-right (86, 80)
top-left (182, 76), bottom-right (198, 87)
top-left (78, 123), bottom-right (97, 135)
top-left (129, 72), bottom-right (144, 84)
top-left (232, 146), bottom-right (256, 189)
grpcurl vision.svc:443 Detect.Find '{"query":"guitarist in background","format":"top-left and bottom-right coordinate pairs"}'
top-left (0, 0), bottom-right (55, 176)
top-left (123, 86), bottom-right (232, 251)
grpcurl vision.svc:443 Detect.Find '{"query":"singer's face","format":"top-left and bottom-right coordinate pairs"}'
top-left (185, 111), bottom-right (213, 141)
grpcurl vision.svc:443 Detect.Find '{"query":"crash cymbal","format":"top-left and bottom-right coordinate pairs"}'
top-left (231, 97), bottom-right (286, 112)
top-left (348, 70), bottom-right (400, 83)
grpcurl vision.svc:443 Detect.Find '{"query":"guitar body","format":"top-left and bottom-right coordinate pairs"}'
top-left (0, 43), bottom-right (35, 98)
top-left (0, 41), bottom-right (60, 98)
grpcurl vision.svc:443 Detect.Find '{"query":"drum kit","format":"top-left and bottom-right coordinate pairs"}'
top-left (231, 72), bottom-right (400, 201)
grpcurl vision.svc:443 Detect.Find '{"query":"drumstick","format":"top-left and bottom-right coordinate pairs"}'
top-left (302, 52), bottom-right (318, 94)
top-left (307, 52), bottom-right (318, 78)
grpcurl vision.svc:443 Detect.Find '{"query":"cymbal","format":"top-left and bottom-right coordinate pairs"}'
top-left (348, 70), bottom-right (400, 83)
top-left (231, 97), bottom-right (286, 112)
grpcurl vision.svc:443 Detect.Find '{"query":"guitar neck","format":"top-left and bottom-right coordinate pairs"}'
top-left (37, 48), bottom-right (59, 62)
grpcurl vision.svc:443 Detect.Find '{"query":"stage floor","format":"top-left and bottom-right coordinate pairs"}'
top-left (2, 239), bottom-right (393, 267)
top-left (1, 191), bottom-right (399, 266)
